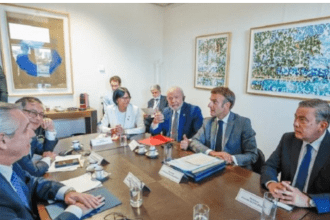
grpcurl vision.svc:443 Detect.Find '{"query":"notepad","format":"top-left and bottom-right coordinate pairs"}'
top-left (46, 187), bottom-right (122, 220)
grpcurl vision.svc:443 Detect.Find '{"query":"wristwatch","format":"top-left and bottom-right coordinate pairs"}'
top-left (308, 197), bottom-right (316, 207)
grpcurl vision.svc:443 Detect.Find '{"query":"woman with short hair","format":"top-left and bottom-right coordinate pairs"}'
top-left (100, 87), bottom-right (145, 135)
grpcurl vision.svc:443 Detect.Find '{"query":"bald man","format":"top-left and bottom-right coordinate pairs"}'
top-left (150, 86), bottom-right (203, 141)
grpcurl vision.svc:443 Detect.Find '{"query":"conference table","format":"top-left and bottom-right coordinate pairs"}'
top-left (38, 133), bottom-right (327, 220)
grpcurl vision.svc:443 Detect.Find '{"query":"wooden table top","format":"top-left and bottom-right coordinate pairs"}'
top-left (40, 133), bottom-right (319, 220)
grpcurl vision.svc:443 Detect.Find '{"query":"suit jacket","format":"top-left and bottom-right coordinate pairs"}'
top-left (100, 103), bottom-right (145, 135)
top-left (0, 163), bottom-right (78, 220)
top-left (147, 95), bottom-right (168, 112)
top-left (150, 102), bottom-right (203, 141)
top-left (17, 127), bottom-right (58, 177)
top-left (145, 95), bottom-right (168, 132)
top-left (261, 131), bottom-right (330, 214)
top-left (190, 112), bottom-right (258, 169)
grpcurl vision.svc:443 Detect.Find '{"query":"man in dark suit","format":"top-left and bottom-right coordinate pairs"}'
top-left (261, 99), bottom-right (330, 214)
top-left (16, 97), bottom-right (58, 176)
top-left (150, 86), bottom-right (203, 141)
top-left (182, 87), bottom-right (258, 169)
top-left (144, 84), bottom-right (168, 132)
top-left (0, 102), bottom-right (104, 219)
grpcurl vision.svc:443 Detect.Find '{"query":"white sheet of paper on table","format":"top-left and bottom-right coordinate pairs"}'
top-left (60, 173), bottom-right (102, 193)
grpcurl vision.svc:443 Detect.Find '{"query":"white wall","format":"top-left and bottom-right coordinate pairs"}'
top-left (8, 3), bottom-right (164, 137)
top-left (162, 3), bottom-right (330, 158)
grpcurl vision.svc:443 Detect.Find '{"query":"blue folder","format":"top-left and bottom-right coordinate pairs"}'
top-left (45, 187), bottom-right (122, 219)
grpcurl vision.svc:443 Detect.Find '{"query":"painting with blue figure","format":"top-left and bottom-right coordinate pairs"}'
top-left (248, 17), bottom-right (330, 100)
top-left (195, 32), bottom-right (231, 89)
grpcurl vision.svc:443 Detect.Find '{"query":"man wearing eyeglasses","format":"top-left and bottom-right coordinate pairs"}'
top-left (15, 97), bottom-right (57, 176)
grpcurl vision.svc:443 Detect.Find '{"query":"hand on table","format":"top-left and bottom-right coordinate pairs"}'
top-left (73, 195), bottom-right (105, 216)
top-left (65, 192), bottom-right (103, 209)
top-left (209, 151), bottom-right (233, 164)
top-left (180, 134), bottom-right (189, 150)
top-left (276, 181), bottom-right (310, 207)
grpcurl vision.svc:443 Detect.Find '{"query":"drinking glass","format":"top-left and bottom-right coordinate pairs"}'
top-left (193, 204), bottom-right (209, 220)
top-left (261, 192), bottom-right (278, 220)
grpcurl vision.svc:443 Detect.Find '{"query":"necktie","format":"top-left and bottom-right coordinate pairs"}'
top-left (11, 170), bottom-right (30, 208)
top-left (294, 144), bottom-right (313, 192)
top-left (171, 111), bottom-right (179, 141)
top-left (215, 120), bottom-right (224, 152)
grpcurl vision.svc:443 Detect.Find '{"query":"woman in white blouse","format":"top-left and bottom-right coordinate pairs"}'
top-left (100, 87), bottom-right (145, 135)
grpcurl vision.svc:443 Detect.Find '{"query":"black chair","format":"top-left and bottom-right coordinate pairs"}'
top-left (252, 148), bottom-right (265, 174)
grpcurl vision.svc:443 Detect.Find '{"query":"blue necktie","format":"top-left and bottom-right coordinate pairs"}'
top-left (215, 120), bottom-right (224, 152)
top-left (11, 170), bottom-right (30, 208)
top-left (294, 144), bottom-right (313, 192)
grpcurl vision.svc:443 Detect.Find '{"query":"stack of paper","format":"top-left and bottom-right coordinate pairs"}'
top-left (60, 173), bottom-right (102, 193)
top-left (167, 153), bottom-right (226, 182)
top-left (47, 155), bottom-right (82, 173)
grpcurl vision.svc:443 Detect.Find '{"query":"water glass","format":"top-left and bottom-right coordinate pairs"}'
top-left (193, 204), bottom-right (209, 220)
top-left (72, 140), bottom-right (81, 150)
top-left (120, 135), bottom-right (127, 147)
top-left (130, 183), bottom-right (143, 208)
top-left (163, 144), bottom-right (172, 162)
top-left (261, 192), bottom-right (278, 220)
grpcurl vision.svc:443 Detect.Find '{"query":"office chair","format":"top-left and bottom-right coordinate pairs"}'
top-left (252, 148), bottom-right (265, 174)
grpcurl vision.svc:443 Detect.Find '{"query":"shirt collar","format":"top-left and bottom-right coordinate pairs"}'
top-left (217, 111), bottom-right (230, 124)
top-left (303, 130), bottom-right (326, 152)
top-left (154, 95), bottom-right (161, 100)
top-left (0, 164), bottom-right (13, 184)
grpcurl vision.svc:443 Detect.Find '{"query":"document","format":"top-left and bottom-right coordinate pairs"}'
top-left (47, 155), bottom-right (82, 173)
top-left (141, 108), bottom-right (154, 116)
top-left (60, 173), bottom-right (102, 193)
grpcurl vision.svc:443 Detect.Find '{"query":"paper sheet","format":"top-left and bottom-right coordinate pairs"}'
top-left (60, 173), bottom-right (102, 193)
top-left (184, 153), bottom-right (216, 166)
top-left (47, 155), bottom-right (82, 173)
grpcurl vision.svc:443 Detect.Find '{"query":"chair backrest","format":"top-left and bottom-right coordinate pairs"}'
top-left (252, 148), bottom-right (265, 174)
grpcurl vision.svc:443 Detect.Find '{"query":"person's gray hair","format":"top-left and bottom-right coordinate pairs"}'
top-left (167, 86), bottom-right (184, 97)
top-left (0, 102), bottom-right (22, 138)
top-left (298, 99), bottom-right (330, 125)
top-left (150, 85), bottom-right (161, 92)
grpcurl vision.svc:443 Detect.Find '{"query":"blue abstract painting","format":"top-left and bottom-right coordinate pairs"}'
top-left (247, 18), bottom-right (330, 100)
top-left (195, 33), bottom-right (231, 89)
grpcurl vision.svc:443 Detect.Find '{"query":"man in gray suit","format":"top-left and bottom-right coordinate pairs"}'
top-left (181, 87), bottom-right (258, 169)
top-left (144, 85), bottom-right (168, 132)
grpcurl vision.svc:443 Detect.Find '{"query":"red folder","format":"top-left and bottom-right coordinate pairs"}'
top-left (139, 135), bottom-right (173, 146)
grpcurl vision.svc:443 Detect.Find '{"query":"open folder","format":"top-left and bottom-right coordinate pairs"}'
top-left (139, 134), bottom-right (173, 146)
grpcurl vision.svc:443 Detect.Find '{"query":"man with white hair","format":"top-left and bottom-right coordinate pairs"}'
top-left (150, 86), bottom-right (203, 141)
top-left (144, 84), bottom-right (168, 132)
top-left (0, 102), bottom-right (104, 219)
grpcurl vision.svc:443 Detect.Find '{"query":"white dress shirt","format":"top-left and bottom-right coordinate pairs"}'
top-left (205, 112), bottom-right (238, 165)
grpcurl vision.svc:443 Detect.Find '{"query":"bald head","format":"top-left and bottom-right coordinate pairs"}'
top-left (166, 86), bottom-right (185, 111)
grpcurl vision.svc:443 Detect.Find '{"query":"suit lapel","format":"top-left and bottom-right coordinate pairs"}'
top-left (290, 138), bottom-right (303, 181)
top-left (223, 112), bottom-right (234, 149)
top-left (210, 117), bottom-right (218, 150)
top-left (307, 131), bottom-right (330, 191)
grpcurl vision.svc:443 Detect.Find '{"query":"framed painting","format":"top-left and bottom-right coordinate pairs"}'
top-left (0, 4), bottom-right (73, 96)
top-left (194, 32), bottom-right (231, 90)
top-left (247, 16), bottom-right (330, 100)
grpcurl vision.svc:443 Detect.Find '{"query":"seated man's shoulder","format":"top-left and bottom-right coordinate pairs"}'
top-left (184, 102), bottom-right (201, 113)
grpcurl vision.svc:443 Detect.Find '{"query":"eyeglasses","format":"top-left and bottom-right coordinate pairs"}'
top-left (120, 96), bottom-right (131, 100)
top-left (23, 109), bottom-right (46, 118)
top-left (104, 212), bottom-right (142, 220)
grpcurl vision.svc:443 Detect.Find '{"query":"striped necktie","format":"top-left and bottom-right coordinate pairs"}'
top-left (171, 111), bottom-right (179, 141)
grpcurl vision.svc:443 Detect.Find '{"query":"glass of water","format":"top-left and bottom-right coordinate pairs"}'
top-left (193, 204), bottom-right (209, 220)
top-left (261, 192), bottom-right (278, 220)
top-left (163, 144), bottom-right (172, 162)
top-left (120, 134), bottom-right (127, 147)
top-left (129, 182), bottom-right (143, 208)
